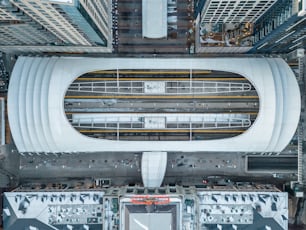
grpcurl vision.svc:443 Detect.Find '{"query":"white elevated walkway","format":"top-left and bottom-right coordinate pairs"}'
top-left (141, 152), bottom-right (167, 187)
top-left (142, 0), bottom-right (167, 39)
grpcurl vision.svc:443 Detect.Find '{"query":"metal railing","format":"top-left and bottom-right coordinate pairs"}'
top-left (70, 113), bottom-right (251, 140)
top-left (67, 80), bottom-right (252, 95)
top-left (297, 126), bottom-right (304, 185)
top-left (298, 57), bottom-right (304, 81)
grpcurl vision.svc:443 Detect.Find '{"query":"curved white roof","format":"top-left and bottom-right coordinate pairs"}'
top-left (8, 57), bottom-right (300, 153)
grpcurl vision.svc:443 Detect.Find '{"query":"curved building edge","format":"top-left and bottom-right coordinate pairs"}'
top-left (7, 57), bottom-right (301, 153)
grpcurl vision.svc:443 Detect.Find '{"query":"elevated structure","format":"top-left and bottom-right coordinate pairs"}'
top-left (142, 0), bottom-right (167, 39)
top-left (141, 152), bottom-right (167, 187)
top-left (7, 57), bottom-right (300, 153)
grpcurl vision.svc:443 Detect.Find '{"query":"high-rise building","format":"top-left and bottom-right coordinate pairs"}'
top-left (250, 0), bottom-right (306, 53)
top-left (0, 1), bottom-right (60, 46)
top-left (9, 0), bottom-right (111, 46)
top-left (200, 0), bottom-right (278, 24)
top-left (195, 0), bottom-right (306, 54)
top-left (196, 0), bottom-right (278, 53)
top-left (0, 3), bottom-right (17, 20)
top-left (0, 0), bottom-right (112, 52)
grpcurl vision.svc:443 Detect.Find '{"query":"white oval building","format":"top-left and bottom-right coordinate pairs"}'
top-left (8, 57), bottom-right (300, 153)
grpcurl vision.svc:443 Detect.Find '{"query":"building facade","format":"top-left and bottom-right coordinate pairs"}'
top-left (0, 2), bottom-right (60, 46)
top-left (200, 0), bottom-right (278, 24)
top-left (250, 0), bottom-right (306, 53)
top-left (196, 0), bottom-right (306, 54)
top-left (196, 0), bottom-right (278, 53)
top-left (0, 0), bottom-right (111, 48)
top-left (9, 0), bottom-right (111, 46)
top-left (3, 185), bottom-right (288, 230)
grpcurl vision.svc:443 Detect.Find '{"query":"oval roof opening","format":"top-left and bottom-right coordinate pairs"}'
top-left (64, 69), bottom-right (259, 141)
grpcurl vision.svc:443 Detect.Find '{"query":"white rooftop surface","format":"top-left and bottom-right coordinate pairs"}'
top-left (197, 191), bottom-right (288, 229)
top-left (7, 57), bottom-right (301, 153)
top-left (142, 0), bottom-right (167, 39)
top-left (129, 213), bottom-right (172, 230)
top-left (3, 191), bottom-right (104, 228)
